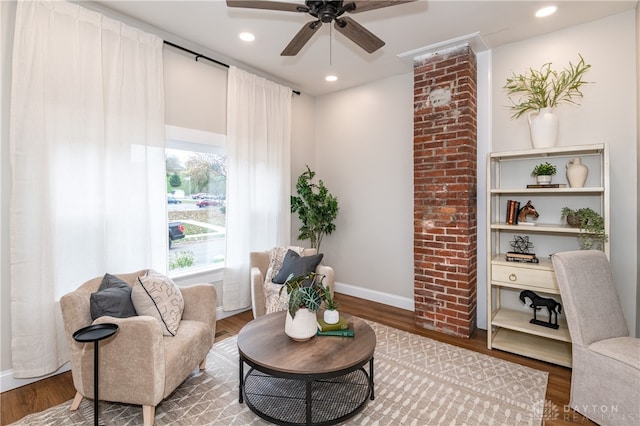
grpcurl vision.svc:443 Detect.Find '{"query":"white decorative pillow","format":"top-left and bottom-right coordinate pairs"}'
top-left (264, 246), bottom-right (304, 315)
top-left (131, 270), bottom-right (184, 336)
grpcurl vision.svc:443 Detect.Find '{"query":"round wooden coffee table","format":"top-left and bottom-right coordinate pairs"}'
top-left (237, 311), bottom-right (376, 426)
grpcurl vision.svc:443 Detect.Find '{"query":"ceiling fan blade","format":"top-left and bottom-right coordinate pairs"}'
top-left (347, 0), bottom-right (416, 13)
top-left (281, 20), bottom-right (323, 56)
top-left (334, 17), bottom-right (384, 53)
top-left (226, 0), bottom-right (305, 13)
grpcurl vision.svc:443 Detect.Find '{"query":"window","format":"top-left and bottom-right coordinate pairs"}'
top-left (165, 126), bottom-right (226, 276)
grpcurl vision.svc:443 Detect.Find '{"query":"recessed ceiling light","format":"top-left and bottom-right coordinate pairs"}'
top-left (325, 75), bottom-right (338, 82)
top-left (535, 5), bottom-right (557, 18)
top-left (239, 32), bottom-right (255, 42)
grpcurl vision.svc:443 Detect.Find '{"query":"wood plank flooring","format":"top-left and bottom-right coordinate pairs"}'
top-left (1, 293), bottom-right (593, 425)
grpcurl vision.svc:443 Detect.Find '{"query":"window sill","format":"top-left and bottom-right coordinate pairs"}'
top-left (170, 265), bottom-right (224, 286)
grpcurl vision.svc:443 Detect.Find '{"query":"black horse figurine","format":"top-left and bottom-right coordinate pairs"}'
top-left (519, 290), bottom-right (562, 329)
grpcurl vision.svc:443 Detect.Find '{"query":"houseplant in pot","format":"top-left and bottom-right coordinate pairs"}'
top-left (322, 285), bottom-right (340, 325)
top-left (560, 207), bottom-right (607, 250)
top-left (504, 54), bottom-right (591, 148)
top-left (291, 165), bottom-right (339, 251)
top-left (531, 162), bottom-right (557, 184)
top-left (279, 272), bottom-right (327, 341)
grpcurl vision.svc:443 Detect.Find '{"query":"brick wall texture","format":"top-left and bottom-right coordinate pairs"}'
top-left (413, 46), bottom-right (478, 338)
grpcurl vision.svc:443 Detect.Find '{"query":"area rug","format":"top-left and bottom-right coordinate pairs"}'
top-left (11, 320), bottom-right (548, 425)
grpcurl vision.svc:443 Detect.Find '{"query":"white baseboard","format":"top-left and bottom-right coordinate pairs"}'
top-left (1, 363), bottom-right (71, 393)
top-left (334, 281), bottom-right (415, 312)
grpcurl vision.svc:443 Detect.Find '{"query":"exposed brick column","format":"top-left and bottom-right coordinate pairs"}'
top-left (413, 46), bottom-right (478, 338)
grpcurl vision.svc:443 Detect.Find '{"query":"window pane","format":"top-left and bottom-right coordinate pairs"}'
top-left (166, 147), bottom-right (226, 274)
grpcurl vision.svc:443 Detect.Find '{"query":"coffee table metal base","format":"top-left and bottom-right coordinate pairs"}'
top-left (240, 359), bottom-right (374, 426)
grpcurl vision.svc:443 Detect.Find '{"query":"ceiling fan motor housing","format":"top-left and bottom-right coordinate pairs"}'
top-left (307, 1), bottom-right (349, 23)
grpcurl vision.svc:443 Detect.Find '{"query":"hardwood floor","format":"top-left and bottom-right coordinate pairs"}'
top-left (1, 293), bottom-right (593, 425)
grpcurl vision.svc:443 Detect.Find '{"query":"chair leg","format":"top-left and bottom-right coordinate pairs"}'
top-left (70, 392), bottom-right (83, 411)
top-left (143, 405), bottom-right (155, 426)
top-left (199, 357), bottom-right (206, 370)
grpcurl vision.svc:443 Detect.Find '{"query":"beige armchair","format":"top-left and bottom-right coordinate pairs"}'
top-left (552, 251), bottom-right (640, 426)
top-left (60, 270), bottom-right (217, 426)
top-left (250, 248), bottom-right (335, 318)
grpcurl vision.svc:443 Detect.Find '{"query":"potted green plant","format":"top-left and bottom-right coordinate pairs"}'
top-left (531, 162), bottom-right (557, 184)
top-left (504, 55), bottom-right (591, 148)
top-left (322, 285), bottom-right (340, 324)
top-left (291, 165), bottom-right (339, 251)
top-left (279, 272), bottom-right (327, 341)
top-left (560, 207), bottom-right (608, 250)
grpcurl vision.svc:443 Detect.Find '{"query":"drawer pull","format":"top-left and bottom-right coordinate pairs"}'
top-left (509, 273), bottom-right (517, 282)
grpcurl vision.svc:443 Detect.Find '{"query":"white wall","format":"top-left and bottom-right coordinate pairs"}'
top-left (492, 11), bottom-right (638, 335)
top-left (313, 73), bottom-right (415, 309)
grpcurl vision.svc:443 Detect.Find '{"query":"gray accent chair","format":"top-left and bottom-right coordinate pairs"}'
top-left (552, 251), bottom-right (640, 426)
top-left (250, 248), bottom-right (335, 318)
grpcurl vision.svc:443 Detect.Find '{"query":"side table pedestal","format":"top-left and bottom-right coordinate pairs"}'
top-left (73, 323), bottom-right (119, 426)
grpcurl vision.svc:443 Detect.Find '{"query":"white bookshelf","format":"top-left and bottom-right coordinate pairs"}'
top-left (486, 144), bottom-right (609, 367)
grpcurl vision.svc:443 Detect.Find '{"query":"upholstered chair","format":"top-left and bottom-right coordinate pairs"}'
top-left (60, 270), bottom-right (217, 426)
top-left (250, 247), bottom-right (335, 318)
top-left (552, 251), bottom-right (640, 426)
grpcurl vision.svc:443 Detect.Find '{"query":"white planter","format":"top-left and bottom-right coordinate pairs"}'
top-left (536, 175), bottom-right (552, 185)
top-left (528, 107), bottom-right (558, 149)
top-left (324, 309), bottom-right (339, 324)
top-left (284, 308), bottom-right (317, 341)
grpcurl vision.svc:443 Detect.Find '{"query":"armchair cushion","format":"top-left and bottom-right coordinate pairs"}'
top-left (90, 273), bottom-right (137, 320)
top-left (264, 246), bottom-right (304, 283)
top-left (272, 249), bottom-right (324, 284)
top-left (251, 249), bottom-right (335, 318)
top-left (131, 270), bottom-right (184, 336)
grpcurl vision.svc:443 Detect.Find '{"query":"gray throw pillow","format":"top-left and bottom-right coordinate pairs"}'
top-left (272, 249), bottom-right (323, 284)
top-left (90, 273), bottom-right (137, 320)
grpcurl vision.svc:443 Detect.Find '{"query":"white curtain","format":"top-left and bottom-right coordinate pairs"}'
top-left (10, 0), bottom-right (166, 378)
top-left (223, 66), bottom-right (292, 310)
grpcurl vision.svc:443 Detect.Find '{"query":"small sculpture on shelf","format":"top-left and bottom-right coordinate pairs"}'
top-left (505, 235), bottom-right (538, 263)
top-left (519, 290), bottom-right (562, 330)
top-left (517, 200), bottom-right (539, 223)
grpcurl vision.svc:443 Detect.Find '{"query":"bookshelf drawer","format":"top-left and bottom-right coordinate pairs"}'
top-left (492, 264), bottom-right (558, 292)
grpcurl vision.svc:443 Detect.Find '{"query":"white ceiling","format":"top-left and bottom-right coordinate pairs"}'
top-left (92, 1), bottom-right (637, 96)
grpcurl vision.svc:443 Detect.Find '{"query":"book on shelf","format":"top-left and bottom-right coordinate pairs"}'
top-left (317, 317), bottom-right (350, 332)
top-left (505, 252), bottom-right (539, 263)
top-left (506, 251), bottom-right (536, 259)
top-left (526, 183), bottom-right (567, 188)
top-left (316, 328), bottom-right (355, 337)
top-left (506, 200), bottom-right (520, 225)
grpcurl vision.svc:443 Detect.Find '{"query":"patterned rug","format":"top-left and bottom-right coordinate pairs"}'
top-left (11, 320), bottom-right (548, 425)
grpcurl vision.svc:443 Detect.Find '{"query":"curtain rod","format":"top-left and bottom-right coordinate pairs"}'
top-left (163, 40), bottom-right (301, 96)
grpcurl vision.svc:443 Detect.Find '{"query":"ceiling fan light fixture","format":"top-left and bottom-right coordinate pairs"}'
top-left (325, 75), bottom-right (338, 82)
top-left (535, 5), bottom-right (557, 18)
top-left (239, 32), bottom-right (255, 42)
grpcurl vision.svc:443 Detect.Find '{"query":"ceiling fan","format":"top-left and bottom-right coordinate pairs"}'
top-left (226, 1), bottom-right (415, 56)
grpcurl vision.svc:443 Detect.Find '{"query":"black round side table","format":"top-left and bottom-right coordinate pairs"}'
top-left (73, 323), bottom-right (119, 426)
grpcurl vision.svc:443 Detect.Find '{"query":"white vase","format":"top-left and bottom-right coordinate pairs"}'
top-left (324, 309), bottom-right (339, 324)
top-left (528, 107), bottom-right (558, 149)
top-left (566, 157), bottom-right (589, 188)
top-left (284, 308), bottom-right (317, 341)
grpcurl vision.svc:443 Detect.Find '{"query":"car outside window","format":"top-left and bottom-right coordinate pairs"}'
top-left (166, 127), bottom-right (226, 275)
